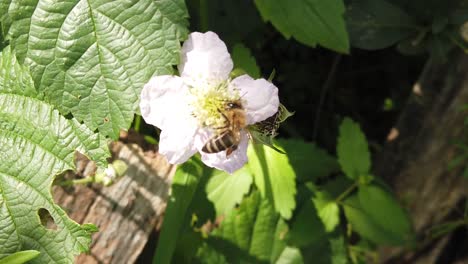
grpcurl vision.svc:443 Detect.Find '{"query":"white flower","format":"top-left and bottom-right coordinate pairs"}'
top-left (140, 31), bottom-right (279, 173)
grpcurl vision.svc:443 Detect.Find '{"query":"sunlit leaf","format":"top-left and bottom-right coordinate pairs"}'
top-left (275, 247), bottom-right (304, 264)
top-left (206, 167), bottom-right (253, 216)
top-left (254, 0), bottom-right (349, 52)
top-left (0, 250), bottom-right (40, 264)
top-left (248, 142), bottom-right (296, 219)
top-left (231, 43), bottom-right (261, 78)
top-left (197, 192), bottom-right (297, 263)
top-left (3, 0), bottom-right (189, 139)
top-left (0, 46), bottom-right (108, 263)
top-left (314, 200), bottom-right (340, 233)
top-left (195, 241), bottom-right (229, 264)
top-left (337, 117), bottom-right (371, 180)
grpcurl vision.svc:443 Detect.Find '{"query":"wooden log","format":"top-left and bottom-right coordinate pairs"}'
top-left (53, 141), bottom-right (174, 263)
top-left (375, 52), bottom-right (468, 263)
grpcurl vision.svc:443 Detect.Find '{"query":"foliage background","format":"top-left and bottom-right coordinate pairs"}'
top-left (0, 0), bottom-right (467, 263)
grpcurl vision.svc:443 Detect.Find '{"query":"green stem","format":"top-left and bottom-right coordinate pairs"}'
top-left (134, 114), bottom-right (142, 132)
top-left (335, 182), bottom-right (358, 203)
top-left (199, 0), bottom-right (209, 31)
top-left (58, 177), bottom-right (95, 187)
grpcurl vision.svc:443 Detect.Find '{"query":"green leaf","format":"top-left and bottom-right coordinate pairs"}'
top-left (172, 231), bottom-right (204, 264)
top-left (0, 250), bottom-right (40, 264)
top-left (329, 235), bottom-right (348, 264)
top-left (346, 0), bottom-right (420, 50)
top-left (343, 195), bottom-right (397, 245)
top-left (248, 142), bottom-right (297, 219)
top-left (206, 167), bottom-right (253, 216)
top-left (231, 43), bottom-right (261, 79)
top-left (343, 185), bottom-right (414, 246)
top-left (310, 176), bottom-right (354, 200)
top-left (153, 158), bottom-right (203, 264)
top-left (0, 46), bottom-right (109, 262)
top-left (4, 0), bottom-right (189, 139)
top-left (287, 199), bottom-right (347, 264)
top-left (306, 181), bottom-right (344, 233)
top-left (287, 200), bottom-right (326, 248)
top-left (275, 247), bottom-right (304, 264)
top-left (191, 0), bottom-right (265, 46)
top-left (278, 139), bottom-right (339, 182)
top-left (195, 241), bottom-right (229, 264)
top-left (187, 167), bottom-right (216, 228)
top-left (306, 183), bottom-right (341, 233)
top-left (254, 0), bottom-right (349, 53)
top-left (197, 192), bottom-right (295, 263)
top-left (337, 117), bottom-right (371, 180)
top-left (301, 234), bottom-right (348, 264)
top-left (358, 184), bottom-right (414, 244)
top-left (313, 200), bottom-right (340, 233)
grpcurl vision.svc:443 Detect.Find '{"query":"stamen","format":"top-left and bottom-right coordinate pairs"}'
top-left (189, 80), bottom-right (240, 128)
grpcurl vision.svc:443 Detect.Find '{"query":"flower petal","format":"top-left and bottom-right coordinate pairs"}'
top-left (230, 75), bottom-right (279, 124)
top-left (140, 75), bottom-right (193, 130)
top-left (159, 124), bottom-right (199, 164)
top-left (179, 31), bottom-right (233, 85)
top-left (200, 132), bottom-right (249, 174)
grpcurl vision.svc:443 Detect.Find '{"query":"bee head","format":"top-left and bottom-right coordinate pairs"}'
top-left (225, 101), bottom-right (242, 110)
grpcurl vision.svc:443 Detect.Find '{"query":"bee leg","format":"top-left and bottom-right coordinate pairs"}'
top-left (218, 109), bottom-right (230, 123)
top-left (212, 124), bottom-right (229, 130)
top-left (225, 145), bottom-right (238, 157)
top-left (226, 148), bottom-right (233, 157)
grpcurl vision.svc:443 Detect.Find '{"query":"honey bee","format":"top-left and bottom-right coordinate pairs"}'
top-left (202, 100), bottom-right (247, 156)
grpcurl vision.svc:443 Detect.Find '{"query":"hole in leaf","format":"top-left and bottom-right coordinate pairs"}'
top-left (38, 208), bottom-right (57, 230)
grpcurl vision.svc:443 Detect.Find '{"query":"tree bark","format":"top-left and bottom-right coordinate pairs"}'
top-left (375, 52), bottom-right (468, 263)
top-left (53, 140), bottom-right (174, 264)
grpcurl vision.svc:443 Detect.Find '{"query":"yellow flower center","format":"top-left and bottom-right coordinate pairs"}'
top-left (189, 80), bottom-right (239, 128)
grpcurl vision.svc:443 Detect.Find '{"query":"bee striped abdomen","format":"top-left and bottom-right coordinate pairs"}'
top-left (202, 130), bottom-right (235, 153)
